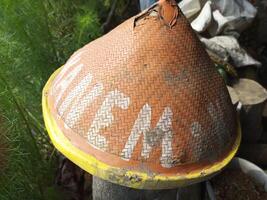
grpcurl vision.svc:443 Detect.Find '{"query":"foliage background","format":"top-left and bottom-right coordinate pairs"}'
top-left (0, 0), bottom-right (139, 199)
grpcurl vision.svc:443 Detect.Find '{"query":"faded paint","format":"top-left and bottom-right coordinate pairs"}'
top-left (191, 122), bottom-right (202, 137)
top-left (87, 90), bottom-right (130, 151)
top-left (54, 63), bottom-right (83, 108)
top-left (59, 73), bottom-right (93, 116)
top-left (207, 99), bottom-right (229, 149)
top-left (190, 121), bottom-right (206, 162)
top-left (121, 104), bottom-right (151, 160)
top-left (159, 107), bottom-right (173, 168)
top-left (53, 51), bottom-right (83, 88)
top-left (65, 83), bottom-right (104, 129)
top-left (121, 104), bottom-right (174, 168)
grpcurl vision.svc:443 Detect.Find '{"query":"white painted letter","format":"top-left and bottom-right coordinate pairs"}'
top-left (121, 104), bottom-right (174, 168)
top-left (87, 90), bottom-right (130, 151)
top-left (53, 51), bottom-right (83, 87)
top-left (64, 82), bottom-right (104, 129)
top-left (59, 73), bottom-right (93, 116)
top-left (53, 63), bottom-right (83, 108)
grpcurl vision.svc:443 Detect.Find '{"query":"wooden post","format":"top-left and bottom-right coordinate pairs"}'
top-left (240, 103), bottom-right (265, 143)
top-left (92, 176), bottom-right (202, 200)
top-left (232, 79), bottom-right (267, 143)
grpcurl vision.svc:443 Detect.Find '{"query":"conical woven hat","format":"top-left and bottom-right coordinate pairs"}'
top-left (43, 1), bottom-right (240, 189)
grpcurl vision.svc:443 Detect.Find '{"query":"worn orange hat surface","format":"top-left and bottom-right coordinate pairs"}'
top-left (43, 1), bottom-right (240, 189)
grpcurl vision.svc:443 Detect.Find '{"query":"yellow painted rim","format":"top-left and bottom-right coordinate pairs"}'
top-left (42, 68), bottom-right (241, 189)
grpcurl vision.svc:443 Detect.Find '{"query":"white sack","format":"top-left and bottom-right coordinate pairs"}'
top-left (200, 36), bottom-right (261, 67)
top-left (179, 0), bottom-right (202, 19)
top-left (191, 1), bottom-right (212, 32)
top-left (190, 0), bottom-right (257, 35)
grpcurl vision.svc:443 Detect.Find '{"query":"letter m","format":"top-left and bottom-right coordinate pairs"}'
top-left (121, 104), bottom-right (173, 168)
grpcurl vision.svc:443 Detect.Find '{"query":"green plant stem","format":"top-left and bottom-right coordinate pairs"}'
top-left (38, 0), bottom-right (60, 65)
top-left (24, 108), bottom-right (46, 132)
top-left (49, 147), bottom-right (56, 164)
top-left (18, 162), bottom-right (45, 200)
top-left (24, 108), bottom-right (53, 148)
top-left (0, 73), bottom-right (42, 161)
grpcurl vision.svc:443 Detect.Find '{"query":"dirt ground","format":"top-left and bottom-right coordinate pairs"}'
top-left (211, 169), bottom-right (267, 200)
